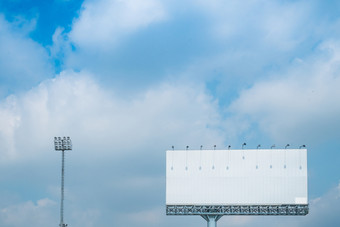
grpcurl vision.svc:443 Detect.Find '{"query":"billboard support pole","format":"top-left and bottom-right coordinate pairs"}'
top-left (201, 215), bottom-right (222, 227)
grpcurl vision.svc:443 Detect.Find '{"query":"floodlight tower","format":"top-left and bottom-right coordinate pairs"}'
top-left (54, 137), bottom-right (72, 227)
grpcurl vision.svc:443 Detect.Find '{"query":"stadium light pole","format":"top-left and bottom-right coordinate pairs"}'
top-left (54, 137), bottom-right (72, 227)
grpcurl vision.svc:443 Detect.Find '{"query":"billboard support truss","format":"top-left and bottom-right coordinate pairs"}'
top-left (166, 204), bottom-right (309, 216)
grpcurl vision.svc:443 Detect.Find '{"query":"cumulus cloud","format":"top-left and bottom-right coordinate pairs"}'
top-left (195, 0), bottom-right (314, 50)
top-left (0, 70), bottom-right (225, 226)
top-left (0, 70), bottom-right (224, 160)
top-left (227, 40), bottom-right (340, 145)
top-left (0, 96), bottom-right (20, 160)
top-left (0, 15), bottom-right (53, 97)
top-left (69, 0), bottom-right (167, 51)
top-left (0, 198), bottom-right (57, 227)
top-left (50, 0), bottom-right (169, 88)
top-left (52, 0), bottom-right (328, 93)
top-left (302, 182), bottom-right (340, 227)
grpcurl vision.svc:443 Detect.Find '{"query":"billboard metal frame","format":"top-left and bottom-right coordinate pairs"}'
top-left (166, 204), bottom-right (308, 215)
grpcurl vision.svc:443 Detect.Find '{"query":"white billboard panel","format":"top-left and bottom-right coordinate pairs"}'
top-left (166, 149), bottom-right (308, 206)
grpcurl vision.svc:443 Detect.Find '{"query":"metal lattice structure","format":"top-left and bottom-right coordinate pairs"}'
top-left (166, 204), bottom-right (309, 215)
top-left (54, 137), bottom-right (72, 227)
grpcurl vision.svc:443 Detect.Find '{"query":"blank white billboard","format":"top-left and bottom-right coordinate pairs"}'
top-left (166, 149), bottom-right (308, 206)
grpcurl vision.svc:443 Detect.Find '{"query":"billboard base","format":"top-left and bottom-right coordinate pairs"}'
top-left (201, 215), bottom-right (222, 227)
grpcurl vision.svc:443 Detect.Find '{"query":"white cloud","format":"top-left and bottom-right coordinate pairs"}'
top-left (0, 198), bottom-right (57, 227)
top-left (195, 0), bottom-right (314, 51)
top-left (49, 27), bottom-right (70, 65)
top-left (0, 69), bottom-right (225, 162)
top-left (0, 70), bottom-right (226, 226)
top-left (69, 0), bottom-right (167, 51)
top-left (0, 15), bottom-right (52, 95)
top-left (0, 96), bottom-right (20, 160)
top-left (301, 181), bottom-right (340, 227)
top-left (227, 40), bottom-right (340, 145)
top-left (55, 0), bottom-right (169, 84)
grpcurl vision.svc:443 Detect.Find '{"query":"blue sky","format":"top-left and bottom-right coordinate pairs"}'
top-left (0, 0), bottom-right (340, 226)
